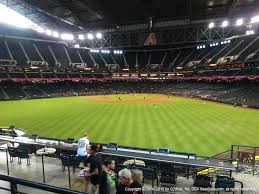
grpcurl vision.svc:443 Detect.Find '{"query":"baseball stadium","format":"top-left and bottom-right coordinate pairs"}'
top-left (0, 0), bottom-right (259, 194)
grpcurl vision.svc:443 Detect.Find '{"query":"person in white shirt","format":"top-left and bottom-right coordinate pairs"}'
top-left (77, 131), bottom-right (89, 166)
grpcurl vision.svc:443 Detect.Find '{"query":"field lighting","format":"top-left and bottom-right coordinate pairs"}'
top-left (78, 34), bottom-right (85, 40)
top-left (87, 33), bottom-right (94, 40)
top-left (208, 22), bottom-right (215, 29)
top-left (60, 33), bottom-right (74, 40)
top-left (96, 32), bottom-right (102, 39)
top-left (52, 31), bottom-right (59, 38)
top-left (36, 27), bottom-right (45, 33)
top-left (45, 29), bottom-right (52, 36)
top-left (251, 16), bottom-right (259, 23)
top-left (222, 20), bottom-right (229, 27)
top-left (246, 30), bottom-right (255, 35)
top-left (236, 19), bottom-right (243, 26)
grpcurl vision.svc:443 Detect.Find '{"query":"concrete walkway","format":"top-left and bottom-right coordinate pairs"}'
top-left (0, 150), bottom-right (259, 194)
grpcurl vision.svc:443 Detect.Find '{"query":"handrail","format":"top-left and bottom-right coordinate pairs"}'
top-left (232, 144), bottom-right (259, 149)
top-left (0, 174), bottom-right (87, 194)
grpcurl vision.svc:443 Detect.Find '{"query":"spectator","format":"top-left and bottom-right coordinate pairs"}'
top-left (89, 144), bottom-right (103, 194)
top-left (117, 168), bottom-right (133, 194)
top-left (99, 158), bottom-right (116, 194)
top-left (81, 146), bottom-right (93, 193)
top-left (130, 169), bottom-right (144, 194)
top-left (77, 131), bottom-right (89, 166)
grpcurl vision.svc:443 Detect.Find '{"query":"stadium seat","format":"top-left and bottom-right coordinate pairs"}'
top-left (193, 175), bottom-right (212, 188)
top-left (60, 155), bottom-right (80, 174)
top-left (17, 148), bottom-right (30, 165)
top-left (215, 175), bottom-right (235, 191)
top-left (8, 147), bottom-right (19, 162)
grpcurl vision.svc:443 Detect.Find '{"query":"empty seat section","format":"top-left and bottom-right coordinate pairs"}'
top-left (181, 49), bottom-right (203, 67)
top-left (237, 36), bottom-right (259, 62)
top-left (50, 43), bottom-right (70, 67)
top-left (68, 73), bottom-right (81, 78)
top-left (78, 50), bottom-right (95, 68)
top-left (150, 51), bottom-right (164, 65)
top-left (174, 49), bottom-right (193, 67)
top-left (137, 52), bottom-right (149, 69)
top-left (101, 53), bottom-right (114, 64)
top-left (9, 73), bottom-right (26, 78)
top-left (0, 72), bottom-right (8, 78)
top-left (125, 52), bottom-right (136, 69)
top-left (41, 72), bottom-right (56, 78)
top-left (91, 53), bottom-right (107, 70)
top-left (26, 73), bottom-right (42, 78)
top-left (0, 39), bottom-right (11, 59)
top-left (226, 36), bottom-right (254, 57)
top-left (162, 50), bottom-right (178, 68)
top-left (20, 40), bottom-right (42, 61)
top-left (6, 38), bottom-right (27, 66)
top-left (112, 54), bottom-right (126, 68)
top-left (3, 82), bottom-right (26, 99)
top-left (67, 48), bottom-right (82, 63)
top-left (35, 42), bottom-right (56, 67)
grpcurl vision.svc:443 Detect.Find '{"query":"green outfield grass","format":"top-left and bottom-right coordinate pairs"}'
top-left (1, 94), bottom-right (259, 156)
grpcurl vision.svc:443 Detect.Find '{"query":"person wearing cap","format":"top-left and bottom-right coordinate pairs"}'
top-left (77, 131), bottom-right (89, 166)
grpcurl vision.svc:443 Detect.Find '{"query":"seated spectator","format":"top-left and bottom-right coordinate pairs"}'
top-left (99, 157), bottom-right (116, 194)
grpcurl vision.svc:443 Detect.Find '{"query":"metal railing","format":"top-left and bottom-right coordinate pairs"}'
top-left (0, 174), bottom-right (87, 194)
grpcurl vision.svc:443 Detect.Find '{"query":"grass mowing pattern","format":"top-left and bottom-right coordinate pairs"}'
top-left (0, 94), bottom-right (259, 156)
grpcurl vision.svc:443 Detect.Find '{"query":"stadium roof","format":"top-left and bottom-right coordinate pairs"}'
top-left (0, 0), bottom-right (258, 32)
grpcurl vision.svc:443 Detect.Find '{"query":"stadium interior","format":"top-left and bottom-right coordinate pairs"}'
top-left (0, 0), bottom-right (259, 193)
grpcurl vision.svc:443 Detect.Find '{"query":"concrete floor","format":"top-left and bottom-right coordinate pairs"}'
top-left (0, 150), bottom-right (259, 194)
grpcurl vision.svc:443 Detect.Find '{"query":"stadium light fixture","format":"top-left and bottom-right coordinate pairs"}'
top-left (36, 27), bottom-right (45, 33)
top-left (52, 31), bottom-right (59, 38)
top-left (60, 33), bottom-right (74, 40)
top-left (208, 22), bottom-right (215, 29)
top-left (78, 34), bottom-right (85, 40)
top-left (236, 19), bottom-right (243, 26)
top-left (246, 30), bottom-right (255, 35)
top-left (45, 29), bottom-right (52, 36)
top-left (251, 16), bottom-right (259, 23)
top-left (96, 32), bottom-right (102, 39)
top-left (202, 45), bottom-right (205, 48)
top-left (221, 21), bottom-right (228, 27)
top-left (87, 33), bottom-right (94, 40)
